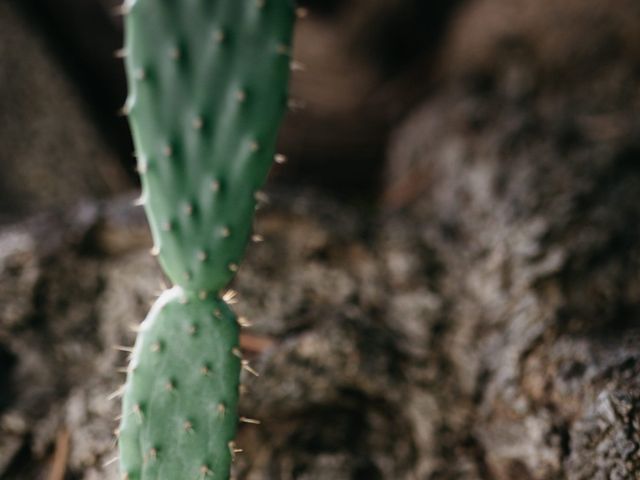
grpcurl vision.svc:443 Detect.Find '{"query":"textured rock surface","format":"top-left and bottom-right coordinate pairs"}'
top-left (1, 0), bottom-right (639, 478)
top-left (0, 190), bottom-right (414, 479)
top-left (381, 1), bottom-right (640, 477)
top-left (0, 1), bottom-right (130, 224)
top-left (0, 172), bottom-right (638, 478)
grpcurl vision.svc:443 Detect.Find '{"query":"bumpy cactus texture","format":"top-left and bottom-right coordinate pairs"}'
top-left (118, 0), bottom-right (295, 479)
top-left (119, 288), bottom-right (241, 479)
top-left (127, 0), bottom-right (294, 291)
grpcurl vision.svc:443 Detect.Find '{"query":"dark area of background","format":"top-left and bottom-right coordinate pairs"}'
top-left (0, 0), bottom-right (639, 479)
top-left (5, 0), bottom-right (459, 211)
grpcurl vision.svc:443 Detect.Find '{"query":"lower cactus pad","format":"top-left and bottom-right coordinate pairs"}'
top-left (119, 287), bottom-right (241, 480)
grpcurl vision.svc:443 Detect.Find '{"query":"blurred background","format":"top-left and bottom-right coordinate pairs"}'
top-left (1, 0), bottom-right (639, 478)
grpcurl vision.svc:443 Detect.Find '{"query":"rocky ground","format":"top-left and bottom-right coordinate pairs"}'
top-left (1, 0), bottom-right (640, 478)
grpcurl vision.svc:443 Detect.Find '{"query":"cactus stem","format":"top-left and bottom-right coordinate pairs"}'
top-left (119, 2), bottom-right (295, 476)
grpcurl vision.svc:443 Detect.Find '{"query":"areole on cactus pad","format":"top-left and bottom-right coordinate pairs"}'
top-left (117, 1), bottom-right (295, 478)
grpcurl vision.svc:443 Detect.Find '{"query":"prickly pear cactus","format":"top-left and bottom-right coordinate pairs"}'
top-left (119, 288), bottom-right (242, 479)
top-left (118, 1), bottom-right (295, 478)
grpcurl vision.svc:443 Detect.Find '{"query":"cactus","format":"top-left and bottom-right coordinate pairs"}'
top-left (117, 1), bottom-right (295, 479)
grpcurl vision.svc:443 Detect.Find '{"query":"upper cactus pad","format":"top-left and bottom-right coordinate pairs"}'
top-left (125, 0), bottom-right (295, 292)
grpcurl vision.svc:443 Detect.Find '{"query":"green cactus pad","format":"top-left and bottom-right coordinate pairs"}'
top-left (119, 287), bottom-right (241, 480)
top-left (125, 0), bottom-right (295, 292)
top-left (120, 1), bottom-right (295, 477)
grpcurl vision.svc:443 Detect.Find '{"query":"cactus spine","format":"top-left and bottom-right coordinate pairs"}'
top-left (118, 1), bottom-right (295, 479)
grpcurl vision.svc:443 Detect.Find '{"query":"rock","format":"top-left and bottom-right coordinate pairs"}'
top-left (0, 1), bottom-right (130, 224)
top-left (381, 1), bottom-right (640, 476)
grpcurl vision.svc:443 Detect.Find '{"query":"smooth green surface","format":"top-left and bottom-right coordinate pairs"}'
top-left (126, 0), bottom-right (295, 292)
top-left (119, 288), bottom-right (241, 480)
top-left (120, 1), bottom-right (295, 478)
